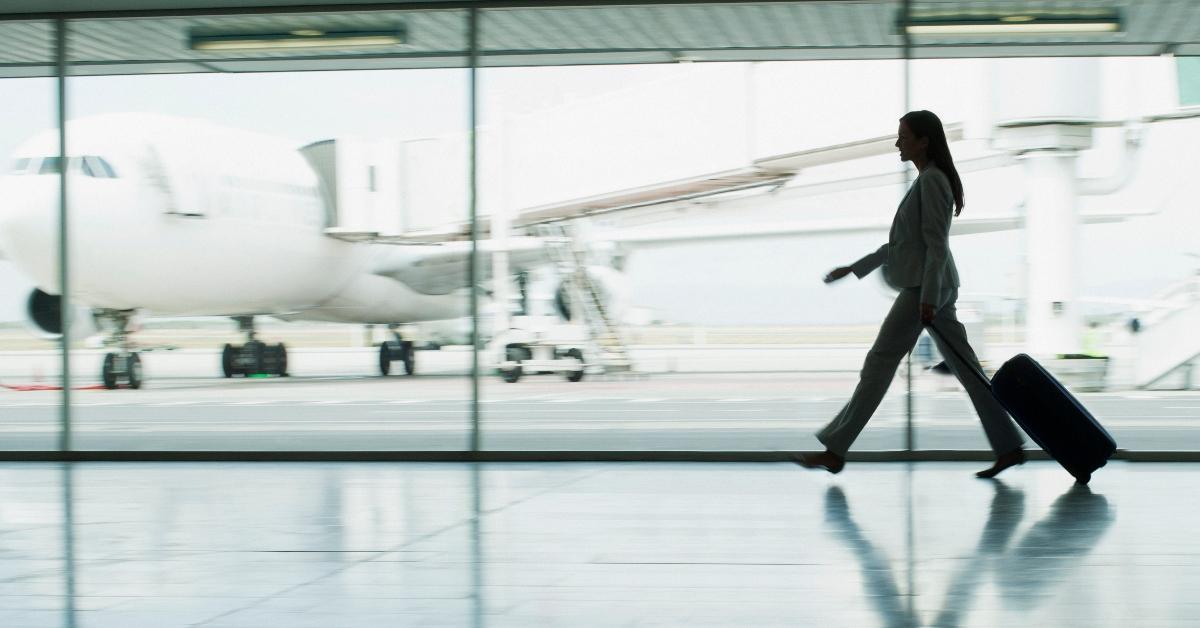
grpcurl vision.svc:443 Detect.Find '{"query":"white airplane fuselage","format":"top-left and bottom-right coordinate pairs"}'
top-left (0, 114), bottom-right (467, 325)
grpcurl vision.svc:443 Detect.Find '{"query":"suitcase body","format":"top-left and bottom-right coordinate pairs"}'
top-left (925, 323), bottom-right (1118, 483)
top-left (990, 354), bottom-right (1117, 484)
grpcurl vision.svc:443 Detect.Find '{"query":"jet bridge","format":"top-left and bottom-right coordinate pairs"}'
top-left (300, 138), bottom-right (406, 234)
top-left (1106, 276), bottom-right (1200, 390)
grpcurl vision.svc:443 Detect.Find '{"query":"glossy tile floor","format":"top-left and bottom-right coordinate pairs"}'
top-left (0, 461), bottom-right (1196, 627)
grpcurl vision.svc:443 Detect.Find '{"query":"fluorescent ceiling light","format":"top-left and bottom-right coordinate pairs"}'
top-left (905, 12), bottom-right (1121, 36)
top-left (190, 27), bottom-right (405, 51)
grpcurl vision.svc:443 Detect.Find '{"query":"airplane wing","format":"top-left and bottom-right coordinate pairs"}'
top-left (366, 236), bottom-right (549, 296)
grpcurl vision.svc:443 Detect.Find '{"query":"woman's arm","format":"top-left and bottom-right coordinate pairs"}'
top-left (824, 243), bottom-right (886, 283)
top-left (850, 243), bottom-right (888, 279)
top-left (918, 171), bottom-right (954, 306)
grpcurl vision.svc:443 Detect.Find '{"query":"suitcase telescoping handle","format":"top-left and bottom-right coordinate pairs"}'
top-left (922, 322), bottom-right (993, 392)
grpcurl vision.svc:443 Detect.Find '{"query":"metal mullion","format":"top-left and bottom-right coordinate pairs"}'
top-left (56, 18), bottom-right (71, 452)
top-left (468, 7), bottom-right (480, 452)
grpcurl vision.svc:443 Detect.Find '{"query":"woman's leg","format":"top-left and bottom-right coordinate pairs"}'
top-left (927, 295), bottom-right (1025, 456)
top-left (816, 288), bottom-right (925, 457)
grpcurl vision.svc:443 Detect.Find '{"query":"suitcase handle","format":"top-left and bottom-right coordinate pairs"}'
top-left (922, 322), bottom-right (993, 392)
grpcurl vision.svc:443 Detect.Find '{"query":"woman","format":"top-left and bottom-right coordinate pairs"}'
top-left (795, 110), bottom-right (1026, 478)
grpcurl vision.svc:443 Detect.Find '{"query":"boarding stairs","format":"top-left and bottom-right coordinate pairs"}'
top-left (535, 223), bottom-right (633, 373)
top-left (1108, 275), bottom-right (1200, 389)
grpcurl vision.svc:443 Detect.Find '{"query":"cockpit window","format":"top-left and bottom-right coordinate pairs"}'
top-left (13, 156), bottom-right (118, 178)
top-left (84, 156), bottom-right (117, 178)
top-left (38, 157), bottom-right (63, 175)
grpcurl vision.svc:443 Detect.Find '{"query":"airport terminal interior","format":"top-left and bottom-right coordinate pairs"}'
top-left (1, 0), bottom-right (1200, 625)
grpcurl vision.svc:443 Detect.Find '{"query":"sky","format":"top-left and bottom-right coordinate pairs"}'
top-left (0, 56), bottom-right (1196, 328)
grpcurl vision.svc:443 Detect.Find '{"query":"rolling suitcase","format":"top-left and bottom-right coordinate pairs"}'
top-left (925, 323), bottom-right (1117, 484)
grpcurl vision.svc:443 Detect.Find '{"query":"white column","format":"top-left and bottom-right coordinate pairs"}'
top-left (993, 123), bottom-right (1093, 357)
top-left (1021, 149), bottom-right (1081, 356)
top-left (987, 58), bottom-right (1102, 358)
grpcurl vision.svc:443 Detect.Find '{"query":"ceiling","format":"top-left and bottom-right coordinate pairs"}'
top-left (0, 1), bottom-right (1197, 78)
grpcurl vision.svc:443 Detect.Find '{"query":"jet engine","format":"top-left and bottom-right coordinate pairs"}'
top-left (23, 288), bottom-right (99, 340)
top-left (553, 265), bottom-right (631, 324)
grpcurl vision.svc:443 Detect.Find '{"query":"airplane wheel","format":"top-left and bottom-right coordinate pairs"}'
top-left (127, 353), bottom-right (143, 390)
top-left (222, 344), bottom-right (237, 378)
top-left (401, 341), bottom-right (415, 375)
top-left (564, 348), bottom-right (585, 382)
top-left (101, 352), bottom-right (118, 390)
top-left (248, 342), bottom-right (265, 375)
top-left (276, 343), bottom-right (288, 377)
top-left (379, 342), bottom-right (392, 376)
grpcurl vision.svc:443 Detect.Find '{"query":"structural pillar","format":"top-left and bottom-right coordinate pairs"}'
top-left (993, 123), bottom-right (1093, 356)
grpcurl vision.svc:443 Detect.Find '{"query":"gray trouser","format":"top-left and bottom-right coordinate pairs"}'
top-left (816, 287), bottom-right (1024, 457)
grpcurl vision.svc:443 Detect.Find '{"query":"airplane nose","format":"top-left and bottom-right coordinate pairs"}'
top-left (0, 176), bottom-right (64, 291)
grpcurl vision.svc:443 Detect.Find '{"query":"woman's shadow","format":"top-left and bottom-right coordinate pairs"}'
top-left (823, 480), bottom-right (1114, 627)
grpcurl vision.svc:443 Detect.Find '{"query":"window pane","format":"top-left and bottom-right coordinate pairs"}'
top-left (478, 53), bottom-right (908, 450)
top-left (0, 21), bottom-right (58, 452)
top-left (60, 10), bottom-right (474, 452)
top-left (907, 56), bottom-right (1200, 452)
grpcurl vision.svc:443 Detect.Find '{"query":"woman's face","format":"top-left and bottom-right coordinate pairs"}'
top-left (895, 120), bottom-right (928, 164)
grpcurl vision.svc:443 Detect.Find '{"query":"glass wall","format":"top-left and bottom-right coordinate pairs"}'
top-left (0, 20), bottom-right (58, 451)
top-left (59, 11), bottom-right (474, 451)
top-left (907, 55), bottom-right (1200, 451)
top-left (475, 59), bottom-right (908, 451)
top-left (0, 2), bottom-right (1195, 455)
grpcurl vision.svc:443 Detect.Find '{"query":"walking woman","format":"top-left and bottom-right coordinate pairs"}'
top-left (795, 110), bottom-right (1026, 478)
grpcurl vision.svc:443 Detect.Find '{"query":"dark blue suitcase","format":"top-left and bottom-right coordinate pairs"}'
top-left (926, 324), bottom-right (1117, 484)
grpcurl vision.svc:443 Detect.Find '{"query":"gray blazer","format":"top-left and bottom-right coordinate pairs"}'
top-left (849, 166), bottom-right (960, 305)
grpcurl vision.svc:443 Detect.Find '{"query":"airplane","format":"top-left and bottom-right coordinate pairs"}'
top-left (0, 112), bottom-right (1167, 389)
top-left (0, 113), bottom-right (563, 388)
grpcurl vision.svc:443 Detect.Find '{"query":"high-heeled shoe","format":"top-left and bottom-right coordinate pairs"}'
top-left (791, 450), bottom-right (845, 474)
top-left (976, 448), bottom-right (1026, 478)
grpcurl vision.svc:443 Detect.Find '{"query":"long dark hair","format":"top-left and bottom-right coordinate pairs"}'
top-left (901, 110), bottom-right (964, 216)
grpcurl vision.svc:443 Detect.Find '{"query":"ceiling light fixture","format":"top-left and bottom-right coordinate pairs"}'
top-left (904, 12), bottom-right (1121, 36)
top-left (189, 26), bottom-right (406, 51)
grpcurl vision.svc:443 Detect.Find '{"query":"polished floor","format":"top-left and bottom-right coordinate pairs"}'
top-left (0, 461), bottom-right (1195, 627)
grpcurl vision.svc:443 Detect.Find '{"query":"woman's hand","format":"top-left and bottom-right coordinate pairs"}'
top-left (824, 266), bottom-right (852, 284)
top-left (920, 303), bottom-right (936, 325)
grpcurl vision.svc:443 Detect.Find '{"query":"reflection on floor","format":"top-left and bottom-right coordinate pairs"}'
top-left (0, 461), bottom-right (1193, 627)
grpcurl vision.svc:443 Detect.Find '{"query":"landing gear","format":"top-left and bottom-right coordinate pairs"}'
top-left (379, 327), bottom-right (415, 376)
top-left (221, 317), bottom-right (288, 377)
top-left (101, 351), bottom-right (142, 390)
top-left (96, 309), bottom-right (143, 390)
